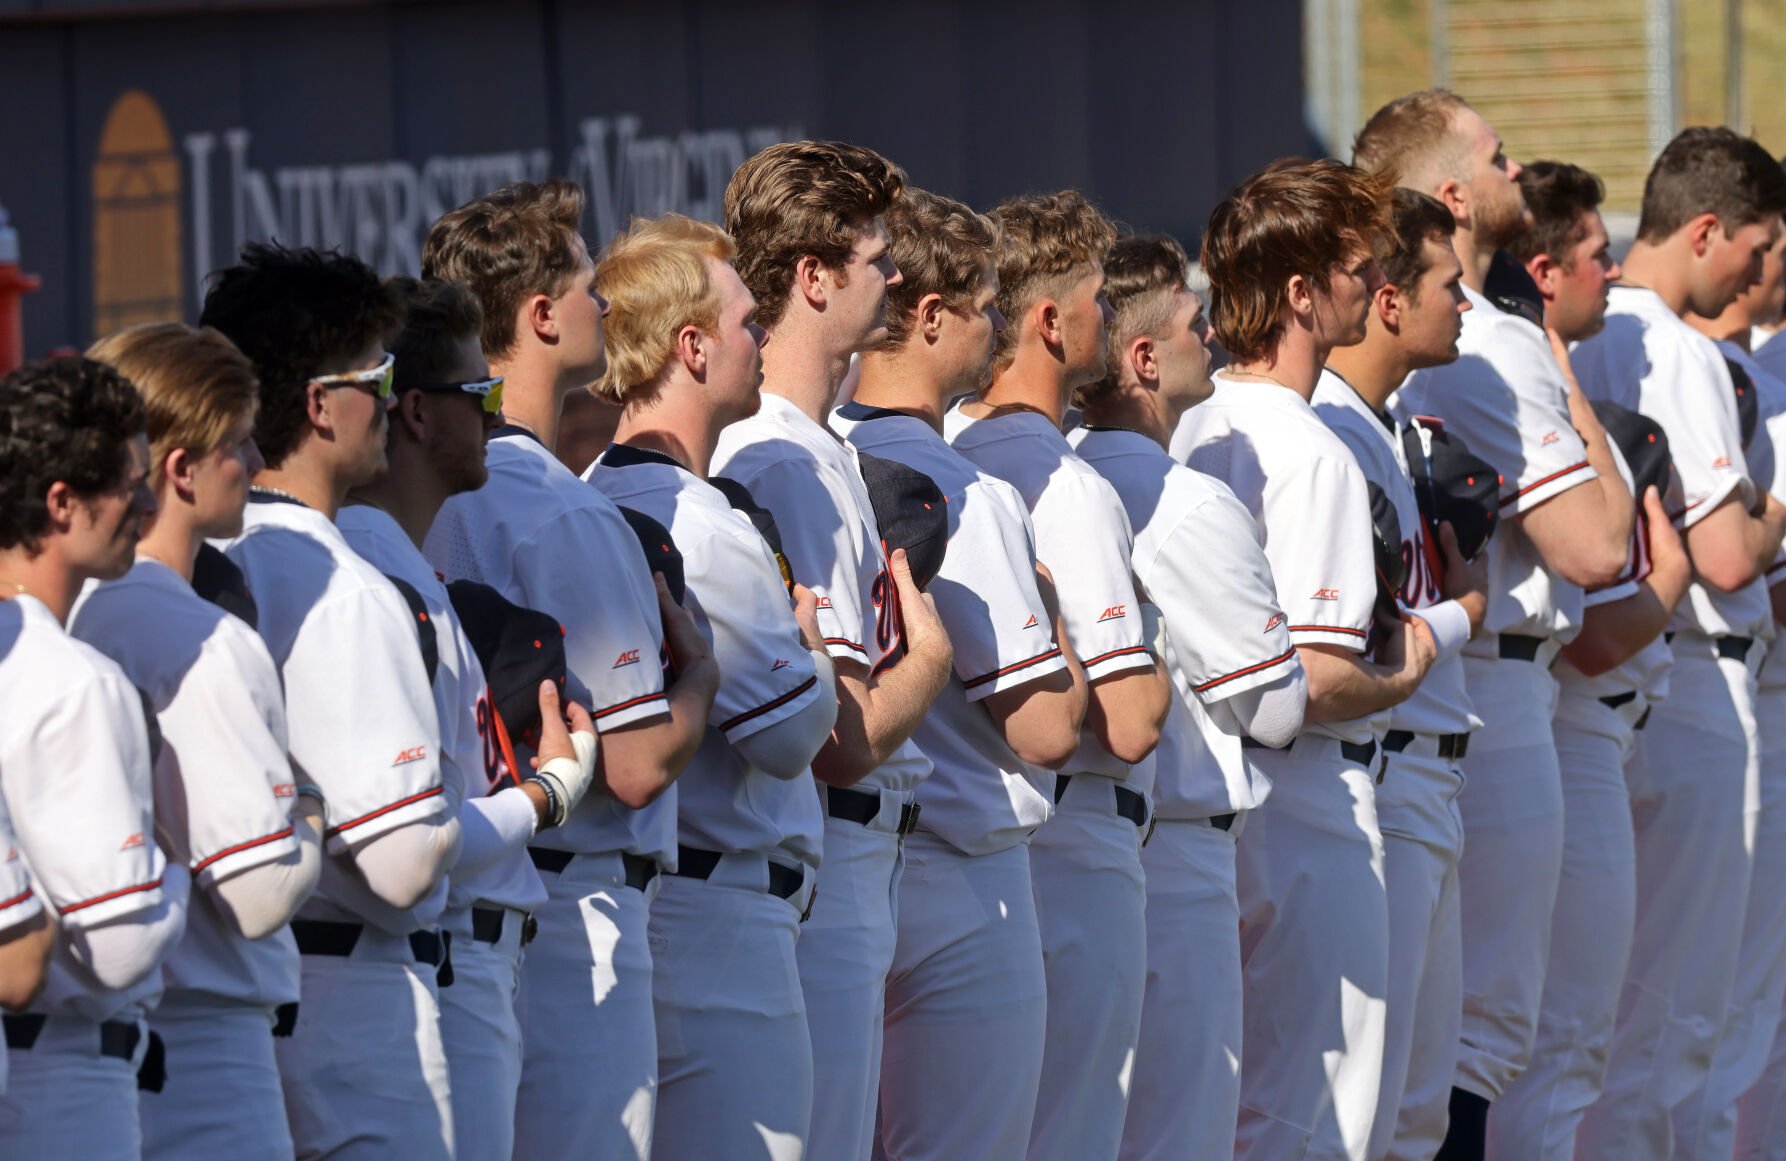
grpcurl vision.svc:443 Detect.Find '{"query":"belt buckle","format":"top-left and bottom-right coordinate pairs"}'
top-left (897, 801), bottom-right (921, 838)
top-left (520, 912), bottom-right (538, 946)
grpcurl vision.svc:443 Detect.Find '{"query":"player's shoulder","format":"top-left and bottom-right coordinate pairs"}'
top-left (0, 597), bottom-right (140, 721)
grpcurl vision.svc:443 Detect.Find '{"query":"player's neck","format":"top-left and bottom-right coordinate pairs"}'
top-left (1687, 298), bottom-right (1755, 348)
top-left (0, 545), bottom-right (82, 625)
top-left (1229, 336), bottom-right (1323, 401)
top-left (488, 350), bottom-right (568, 451)
top-left (614, 386), bottom-right (724, 479)
top-left (1078, 387), bottom-right (1170, 448)
top-left (975, 350), bottom-right (1073, 428)
top-left (346, 465), bottom-right (448, 551)
top-left (852, 350), bottom-right (953, 433)
top-left (253, 458), bottom-right (343, 521)
top-left (758, 320), bottom-right (854, 425)
top-left (134, 501), bottom-right (201, 582)
top-left (1323, 339), bottom-right (1404, 413)
top-left (1618, 243), bottom-right (1692, 317)
top-left (1458, 231), bottom-right (1495, 294)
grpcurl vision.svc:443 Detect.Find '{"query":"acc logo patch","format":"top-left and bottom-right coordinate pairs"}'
top-left (1264, 613), bottom-right (1287, 633)
top-left (1311, 588), bottom-right (1340, 601)
top-left (1096, 605), bottom-right (1127, 622)
top-left (613, 649), bottom-right (642, 669)
top-left (771, 658), bottom-right (792, 671)
top-left (391, 746), bottom-right (428, 767)
top-left (1022, 614), bottom-right (1039, 630)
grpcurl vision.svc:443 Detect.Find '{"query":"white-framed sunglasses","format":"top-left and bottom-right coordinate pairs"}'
top-left (309, 352), bottom-right (396, 401)
top-left (403, 374), bottom-right (505, 415)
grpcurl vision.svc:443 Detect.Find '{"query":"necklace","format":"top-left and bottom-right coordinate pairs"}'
top-left (1221, 367), bottom-right (1294, 390)
top-left (250, 485), bottom-right (310, 507)
top-left (0, 580), bottom-right (31, 602)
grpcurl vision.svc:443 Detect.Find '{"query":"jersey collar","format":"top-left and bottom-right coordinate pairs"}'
top-left (598, 442), bottom-right (693, 473)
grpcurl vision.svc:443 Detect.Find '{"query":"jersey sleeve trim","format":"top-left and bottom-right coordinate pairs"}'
top-left (326, 785), bottom-right (445, 841)
top-left (0, 887), bottom-right (35, 913)
top-left (1501, 461), bottom-right (1594, 511)
top-left (718, 675), bottom-right (819, 734)
top-left (1287, 624), bottom-right (1369, 652)
top-left (962, 646), bottom-right (1064, 691)
top-left (1193, 647), bottom-right (1300, 694)
top-left (1080, 644), bottom-right (1157, 681)
top-left (192, 826), bottom-right (297, 880)
top-left (56, 875), bottom-right (162, 918)
top-left (823, 636), bottom-right (870, 660)
top-left (591, 690), bottom-right (670, 726)
top-left (1680, 474), bottom-right (1750, 531)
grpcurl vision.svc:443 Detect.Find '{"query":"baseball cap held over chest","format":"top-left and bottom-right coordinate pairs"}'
top-left (854, 451), bottom-right (948, 590)
top-left (1401, 416), bottom-right (1501, 563)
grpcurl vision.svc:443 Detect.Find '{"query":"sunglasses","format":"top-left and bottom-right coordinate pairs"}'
top-left (311, 353), bottom-right (396, 401)
top-left (403, 375), bottom-right (505, 415)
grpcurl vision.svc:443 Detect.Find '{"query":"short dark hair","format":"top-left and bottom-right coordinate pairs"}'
top-left (1084, 234), bottom-right (1192, 403)
top-left (1377, 188), bottom-right (1458, 300)
top-left (387, 277), bottom-right (486, 390)
top-left (724, 141), bottom-right (907, 332)
top-left (1636, 127), bottom-right (1786, 244)
top-left (0, 356), bottom-right (146, 552)
top-left (1506, 161), bottom-right (1605, 268)
top-left (423, 179), bottom-right (589, 359)
top-left (199, 242), bottom-right (404, 470)
top-left (1201, 158), bottom-right (1392, 363)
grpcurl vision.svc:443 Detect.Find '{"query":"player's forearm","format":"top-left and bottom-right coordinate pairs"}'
top-left (350, 815), bottom-right (461, 912)
top-left (211, 807), bottom-right (324, 940)
top-left (1687, 498), bottom-right (1785, 592)
top-left (813, 643), bottom-right (953, 787)
top-left (0, 911), bottom-right (53, 1011)
top-left (1561, 588), bottom-right (1676, 678)
top-left (1081, 664), bottom-right (1169, 765)
top-left (67, 865), bottom-right (191, 992)
top-left (598, 657), bottom-right (721, 808)
top-left (1299, 645), bottom-right (1416, 722)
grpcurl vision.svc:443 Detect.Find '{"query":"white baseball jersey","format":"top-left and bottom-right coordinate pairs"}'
top-left (1070, 424), bottom-right (1290, 819)
top-left (1170, 372), bottom-right (1383, 745)
top-left (1756, 327), bottom-right (1786, 385)
top-left (1572, 286), bottom-right (1771, 638)
top-left (1728, 343), bottom-right (1786, 689)
top-left (1397, 285), bottom-right (1596, 644)
top-left (0, 788), bottom-right (37, 1094)
top-left (218, 494), bottom-right (448, 930)
top-left (340, 505), bottom-right (545, 916)
top-left (832, 402), bottom-right (1068, 855)
top-left (68, 559), bottom-right (302, 1007)
top-left (945, 408), bottom-right (1156, 789)
top-left (425, 428), bottom-right (674, 863)
top-left (711, 392), bottom-right (931, 794)
top-left (0, 595), bottom-right (165, 1022)
top-left (586, 444), bottom-right (827, 870)
top-left (1314, 370), bottom-right (1480, 736)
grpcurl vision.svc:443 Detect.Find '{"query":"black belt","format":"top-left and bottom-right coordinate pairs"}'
top-left (1382, 729), bottom-right (1470, 761)
top-left (3, 1013), bottom-right (164, 1091)
top-left (1209, 812), bottom-right (1237, 832)
top-left (471, 906), bottom-right (538, 946)
top-left (1599, 690), bottom-right (1638, 709)
top-left (671, 845), bottom-right (805, 900)
top-left (290, 919), bottom-right (453, 988)
top-left (827, 786), bottom-right (922, 836)
top-left (1499, 634), bottom-right (1546, 662)
top-left (1720, 636), bottom-right (1756, 661)
top-left (527, 847), bottom-right (661, 892)
top-left (1053, 774), bottom-right (1149, 829)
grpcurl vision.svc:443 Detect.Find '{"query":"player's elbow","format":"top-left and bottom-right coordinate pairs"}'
top-left (1008, 722), bottom-right (1081, 771)
top-left (1696, 554), bottom-right (1760, 594)
top-left (1560, 635), bottom-right (1622, 679)
top-left (603, 766), bottom-right (671, 810)
top-left (811, 745), bottom-right (876, 789)
top-left (1100, 717), bottom-right (1162, 766)
top-left (1553, 540), bottom-right (1629, 590)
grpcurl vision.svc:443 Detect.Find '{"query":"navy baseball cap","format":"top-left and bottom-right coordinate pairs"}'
top-left (710, 475), bottom-right (795, 593)
top-left (618, 505), bottom-right (686, 607)
top-left (1483, 249), bottom-right (1545, 328)
top-left (1402, 416), bottom-right (1501, 562)
top-left (1725, 358), bottom-right (1760, 449)
top-left (447, 579), bottom-right (567, 748)
top-left (855, 451), bottom-right (949, 591)
top-left (1366, 479), bottom-right (1406, 650)
top-left (1592, 399), bottom-right (1672, 504)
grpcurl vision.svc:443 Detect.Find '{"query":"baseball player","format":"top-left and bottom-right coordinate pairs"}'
top-left (1671, 197), bottom-right (1786, 1161)
top-left (1355, 91), bottom-right (1635, 1158)
top-left (0, 356), bottom-right (188, 1161)
top-left (712, 143), bottom-right (957, 1161)
top-left (949, 191), bottom-right (1172, 1161)
top-left (337, 277), bottom-right (601, 1161)
top-left (1474, 161), bottom-right (1691, 1161)
top-left (0, 786), bottom-right (50, 1094)
top-left (586, 213), bottom-right (839, 1161)
top-left (1314, 188), bottom-right (1489, 1161)
top-left (70, 324), bottom-right (324, 1161)
top-left (422, 181), bottom-right (720, 1161)
top-left (1171, 158), bottom-right (1435, 1161)
top-left (1567, 128), bottom-right (1786, 1161)
top-left (1071, 233), bottom-right (1308, 1161)
top-left (844, 187), bottom-right (1090, 1161)
top-left (200, 244), bottom-right (465, 1161)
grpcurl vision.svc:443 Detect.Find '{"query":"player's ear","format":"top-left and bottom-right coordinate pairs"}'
top-left (163, 446), bottom-right (198, 505)
top-left (1434, 177), bottom-right (1469, 227)
top-left (1284, 273), bottom-right (1314, 319)
top-left (1687, 212), bottom-right (1721, 258)
top-left (1129, 334), bottom-right (1158, 386)
top-left (304, 379), bottom-right (333, 436)
top-left (1375, 281), bottom-right (1402, 329)
top-left (1036, 299), bottom-right (1064, 347)
top-left (677, 323), bottom-right (706, 377)
top-left (918, 293), bottom-right (947, 341)
top-left (41, 479), bottom-right (79, 533)
top-left (1527, 252), bottom-right (1559, 297)
top-left (794, 253), bottom-right (827, 309)
top-left (525, 292), bottom-right (558, 344)
top-left (393, 389), bottom-right (429, 442)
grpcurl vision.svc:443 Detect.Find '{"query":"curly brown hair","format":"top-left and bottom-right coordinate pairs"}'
top-left (0, 356), bottom-right (147, 552)
top-left (989, 190), bottom-right (1117, 368)
top-left (1200, 159), bottom-right (1392, 364)
top-left (423, 179), bottom-right (589, 359)
top-left (723, 141), bottom-right (906, 333)
top-left (881, 188), bottom-right (1000, 349)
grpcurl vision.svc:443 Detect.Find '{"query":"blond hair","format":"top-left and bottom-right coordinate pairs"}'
top-left (85, 322), bottom-right (258, 470)
top-left (989, 191), bottom-right (1117, 369)
top-left (593, 214), bottom-right (737, 404)
top-left (1351, 88), bottom-right (1473, 192)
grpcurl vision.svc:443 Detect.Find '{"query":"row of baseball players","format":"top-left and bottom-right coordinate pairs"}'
top-left (2, 92), bottom-right (1786, 1161)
